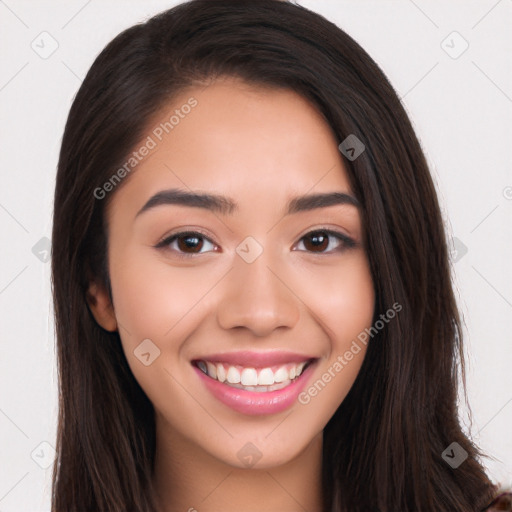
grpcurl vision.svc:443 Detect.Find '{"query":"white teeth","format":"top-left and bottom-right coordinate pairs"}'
top-left (216, 363), bottom-right (226, 383)
top-left (257, 368), bottom-right (274, 385)
top-left (226, 366), bottom-right (241, 384)
top-left (197, 359), bottom-right (311, 388)
top-left (241, 368), bottom-right (258, 386)
top-left (273, 366), bottom-right (288, 383)
top-left (226, 379), bottom-right (292, 392)
top-left (206, 362), bottom-right (217, 379)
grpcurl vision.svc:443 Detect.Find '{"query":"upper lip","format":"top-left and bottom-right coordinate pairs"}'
top-left (192, 350), bottom-right (317, 367)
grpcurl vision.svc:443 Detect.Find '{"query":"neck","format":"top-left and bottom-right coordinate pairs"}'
top-left (152, 417), bottom-right (324, 512)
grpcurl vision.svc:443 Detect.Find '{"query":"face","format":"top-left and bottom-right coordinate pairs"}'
top-left (89, 76), bottom-right (375, 469)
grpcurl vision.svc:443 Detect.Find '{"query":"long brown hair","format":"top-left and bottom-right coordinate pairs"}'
top-left (51, 1), bottom-right (498, 510)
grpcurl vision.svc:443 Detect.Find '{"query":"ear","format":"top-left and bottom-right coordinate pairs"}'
top-left (86, 280), bottom-right (118, 332)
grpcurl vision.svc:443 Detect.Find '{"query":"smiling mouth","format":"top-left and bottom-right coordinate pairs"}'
top-left (191, 359), bottom-right (316, 392)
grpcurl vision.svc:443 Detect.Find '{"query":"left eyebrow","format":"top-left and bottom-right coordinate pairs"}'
top-left (135, 188), bottom-right (360, 218)
top-left (286, 191), bottom-right (360, 214)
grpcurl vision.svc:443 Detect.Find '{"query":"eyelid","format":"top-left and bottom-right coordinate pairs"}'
top-left (292, 226), bottom-right (357, 252)
top-left (154, 230), bottom-right (219, 261)
top-left (295, 224), bottom-right (355, 243)
top-left (155, 227), bottom-right (218, 248)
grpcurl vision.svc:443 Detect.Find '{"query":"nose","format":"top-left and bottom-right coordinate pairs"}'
top-left (216, 251), bottom-right (300, 337)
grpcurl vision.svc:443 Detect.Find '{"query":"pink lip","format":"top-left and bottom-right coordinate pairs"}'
top-left (192, 359), bottom-right (317, 416)
top-left (191, 350), bottom-right (316, 367)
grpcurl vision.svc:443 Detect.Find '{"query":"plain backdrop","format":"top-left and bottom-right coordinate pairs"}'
top-left (0, 1), bottom-right (511, 510)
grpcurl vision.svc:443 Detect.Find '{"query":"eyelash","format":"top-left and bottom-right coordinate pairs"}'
top-left (155, 228), bottom-right (357, 259)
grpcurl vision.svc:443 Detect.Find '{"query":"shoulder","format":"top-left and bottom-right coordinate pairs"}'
top-left (482, 492), bottom-right (512, 511)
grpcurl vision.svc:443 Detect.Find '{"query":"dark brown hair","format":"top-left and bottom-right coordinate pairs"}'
top-left (51, 0), bottom-right (499, 510)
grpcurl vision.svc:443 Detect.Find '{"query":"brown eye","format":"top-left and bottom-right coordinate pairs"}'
top-left (156, 231), bottom-right (217, 256)
top-left (303, 231), bottom-right (329, 252)
top-left (176, 234), bottom-right (204, 253)
top-left (295, 229), bottom-right (356, 253)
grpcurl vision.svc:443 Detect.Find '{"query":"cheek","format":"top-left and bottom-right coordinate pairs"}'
top-left (291, 253), bottom-right (374, 411)
top-left (293, 252), bottom-right (375, 343)
top-left (108, 248), bottom-right (218, 342)
top-left (107, 251), bottom-right (212, 404)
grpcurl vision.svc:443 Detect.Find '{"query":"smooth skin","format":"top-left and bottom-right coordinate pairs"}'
top-left (87, 76), bottom-right (375, 512)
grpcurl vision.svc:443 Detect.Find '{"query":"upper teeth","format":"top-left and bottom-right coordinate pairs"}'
top-left (196, 360), bottom-right (308, 386)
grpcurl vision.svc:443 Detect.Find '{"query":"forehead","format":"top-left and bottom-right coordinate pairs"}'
top-left (107, 77), bottom-right (353, 215)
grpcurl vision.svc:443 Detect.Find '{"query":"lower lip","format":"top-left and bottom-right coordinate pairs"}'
top-left (192, 361), bottom-right (316, 416)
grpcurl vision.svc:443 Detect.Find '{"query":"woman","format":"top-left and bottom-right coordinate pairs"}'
top-left (50, 0), bottom-right (508, 510)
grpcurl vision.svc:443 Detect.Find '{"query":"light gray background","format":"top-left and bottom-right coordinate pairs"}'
top-left (1, 0), bottom-right (511, 510)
